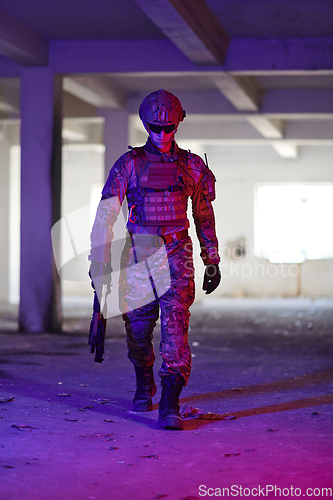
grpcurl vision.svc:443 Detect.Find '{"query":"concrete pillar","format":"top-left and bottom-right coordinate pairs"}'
top-left (19, 67), bottom-right (62, 332)
top-left (0, 137), bottom-right (10, 302)
top-left (103, 110), bottom-right (129, 180)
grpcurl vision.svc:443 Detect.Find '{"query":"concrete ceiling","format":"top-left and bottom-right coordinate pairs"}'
top-left (0, 0), bottom-right (167, 40)
top-left (0, 0), bottom-right (332, 158)
top-left (0, 0), bottom-right (331, 40)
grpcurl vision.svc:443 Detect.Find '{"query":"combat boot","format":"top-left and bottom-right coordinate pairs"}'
top-left (133, 366), bottom-right (157, 412)
top-left (158, 374), bottom-right (184, 430)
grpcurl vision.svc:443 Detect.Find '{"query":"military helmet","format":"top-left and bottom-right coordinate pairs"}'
top-left (139, 89), bottom-right (186, 126)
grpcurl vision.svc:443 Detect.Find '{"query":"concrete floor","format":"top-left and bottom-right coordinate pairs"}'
top-left (0, 298), bottom-right (333, 500)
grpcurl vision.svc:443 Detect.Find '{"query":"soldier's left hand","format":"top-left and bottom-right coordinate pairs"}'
top-left (202, 264), bottom-right (221, 295)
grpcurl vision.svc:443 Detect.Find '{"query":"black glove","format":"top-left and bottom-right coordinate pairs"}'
top-left (89, 260), bottom-right (112, 291)
top-left (202, 264), bottom-right (221, 295)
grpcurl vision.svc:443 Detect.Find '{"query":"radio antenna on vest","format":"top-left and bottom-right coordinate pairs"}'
top-left (204, 153), bottom-right (209, 168)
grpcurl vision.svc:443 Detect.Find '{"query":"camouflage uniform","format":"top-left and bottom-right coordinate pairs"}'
top-left (90, 89), bottom-right (220, 428)
top-left (90, 138), bottom-right (219, 385)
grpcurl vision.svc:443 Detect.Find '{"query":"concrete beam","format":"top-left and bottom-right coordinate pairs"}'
top-left (0, 8), bottom-right (48, 66)
top-left (226, 38), bottom-right (333, 73)
top-left (134, 0), bottom-right (229, 66)
top-left (262, 89), bottom-right (333, 115)
top-left (0, 78), bottom-right (20, 113)
top-left (62, 125), bottom-right (88, 142)
top-left (211, 74), bottom-right (262, 111)
top-left (246, 116), bottom-right (286, 157)
top-left (172, 118), bottom-right (333, 145)
top-left (127, 89), bottom-right (333, 117)
top-left (62, 91), bottom-right (97, 119)
top-left (247, 117), bottom-right (284, 139)
top-left (0, 54), bottom-right (23, 77)
top-left (49, 39), bottom-right (333, 75)
top-left (0, 96), bottom-right (16, 113)
top-left (62, 119), bottom-right (104, 144)
top-left (285, 120), bottom-right (333, 140)
top-left (271, 142), bottom-right (298, 158)
top-left (177, 138), bottom-right (333, 146)
top-left (63, 76), bottom-right (125, 109)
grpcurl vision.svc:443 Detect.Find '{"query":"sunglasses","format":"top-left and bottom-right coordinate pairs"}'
top-left (148, 123), bottom-right (176, 134)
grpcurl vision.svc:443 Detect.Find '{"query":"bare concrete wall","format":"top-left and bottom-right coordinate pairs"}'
top-left (61, 146), bottom-right (104, 297)
top-left (198, 144), bottom-right (333, 298)
top-left (3, 139), bottom-right (331, 303)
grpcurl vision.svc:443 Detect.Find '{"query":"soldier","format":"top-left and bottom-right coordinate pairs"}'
top-left (90, 89), bottom-right (221, 430)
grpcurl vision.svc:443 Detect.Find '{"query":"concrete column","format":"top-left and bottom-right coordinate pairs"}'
top-left (0, 137), bottom-right (10, 302)
top-left (19, 67), bottom-right (62, 332)
top-left (103, 109), bottom-right (129, 180)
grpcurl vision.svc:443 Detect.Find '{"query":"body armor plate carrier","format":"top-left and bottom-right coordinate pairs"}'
top-left (127, 147), bottom-right (189, 226)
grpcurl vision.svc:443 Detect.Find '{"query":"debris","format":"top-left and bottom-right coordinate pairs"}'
top-left (312, 411), bottom-right (321, 415)
top-left (180, 406), bottom-right (236, 420)
top-left (94, 399), bottom-right (109, 405)
top-left (199, 412), bottom-right (234, 421)
top-left (11, 424), bottom-right (37, 430)
top-left (3, 465), bottom-right (14, 468)
top-left (57, 393), bottom-right (71, 397)
top-left (180, 407), bottom-right (202, 418)
top-left (80, 384), bottom-right (89, 387)
top-left (140, 454), bottom-right (159, 459)
top-left (78, 405), bottom-right (94, 411)
top-left (109, 446), bottom-right (119, 450)
top-left (0, 397), bottom-right (14, 403)
top-left (231, 388), bottom-right (243, 391)
top-left (104, 419), bottom-right (117, 423)
top-left (267, 428), bottom-right (278, 432)
top-left (65, 418), bottom-right (78, 422)
top-left (224, 453), bottom-right (241, 457)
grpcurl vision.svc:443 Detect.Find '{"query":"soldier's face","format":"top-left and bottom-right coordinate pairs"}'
top-left (146, 123), bottom-right (178, 151)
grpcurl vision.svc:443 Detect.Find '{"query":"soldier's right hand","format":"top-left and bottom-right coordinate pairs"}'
top-left (89, 260), bottom-right (112, 290)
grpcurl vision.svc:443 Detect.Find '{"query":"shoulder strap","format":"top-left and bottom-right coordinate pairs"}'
top-left (131, 146), bottom-right (146, 158)
top-left (128, 146), bottom-right (147, 187)
top-left (177, 148), bottom-right (189, 161)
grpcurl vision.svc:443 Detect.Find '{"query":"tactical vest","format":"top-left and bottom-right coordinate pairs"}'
top-left (126, 147), bottom-right (189, 226)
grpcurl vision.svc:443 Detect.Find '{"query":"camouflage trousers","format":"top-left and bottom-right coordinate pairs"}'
top-left (121, 236), bottom-right (195, 385)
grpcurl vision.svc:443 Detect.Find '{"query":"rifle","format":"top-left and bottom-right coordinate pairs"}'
top-left (88, 287), bottom-right (107, 363)
top-left (88, 261), bottom-right (111, 363)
